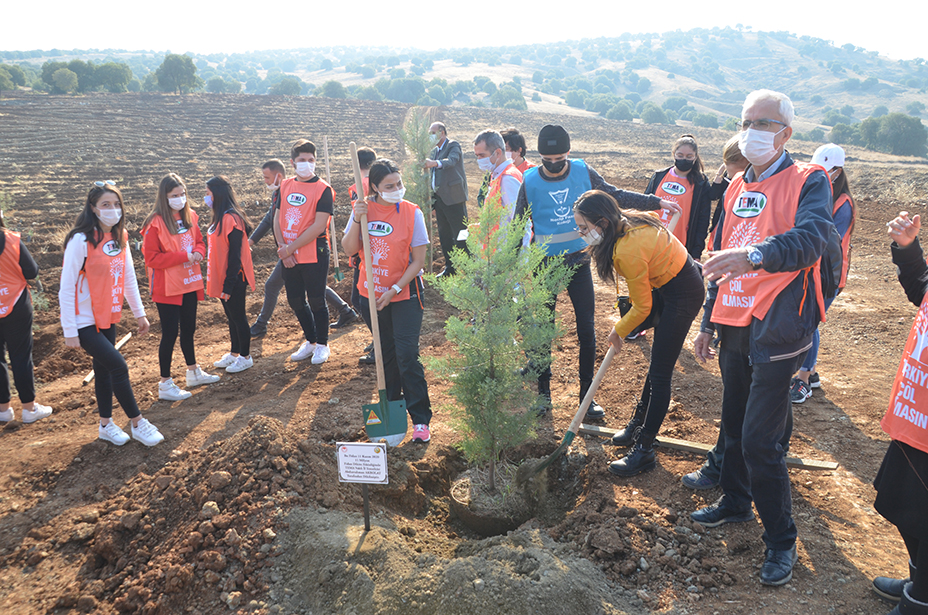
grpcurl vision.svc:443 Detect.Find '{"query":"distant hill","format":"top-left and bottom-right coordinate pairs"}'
top-left (2, 27), bottom-right (926, 137)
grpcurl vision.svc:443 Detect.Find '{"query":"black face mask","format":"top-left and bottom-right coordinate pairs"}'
top-left (674, 158), bottom-right (695, 173)
top-left (542, 159), bottom-right (567, 174)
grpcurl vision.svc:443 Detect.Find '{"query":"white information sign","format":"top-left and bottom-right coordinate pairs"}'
top-left (337, 442), bottom-right (389, 485)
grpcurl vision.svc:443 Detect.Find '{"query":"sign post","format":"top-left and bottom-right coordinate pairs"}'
top-left (336, 442), bottom-right (389, 531)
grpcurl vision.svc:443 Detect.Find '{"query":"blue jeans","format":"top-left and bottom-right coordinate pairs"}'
top-left (800, 295), bottom-right (836, 372)
top-left (716, 324), bottom-right (803, 551)
top-left (255, 260), bottom-right (284, 326)
top-left (79, 324), bottom-right (141, 420)
top-left (358, 286), bottom-right (431, 425)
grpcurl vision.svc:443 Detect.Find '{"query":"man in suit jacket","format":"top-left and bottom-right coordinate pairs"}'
top-left (424, 122), bottom-right (469, 276)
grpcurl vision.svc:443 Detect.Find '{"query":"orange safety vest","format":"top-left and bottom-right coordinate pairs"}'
top-left (349, 177), bottom-right (370, 203)
top-left (883, 295), bottom-right (928, 453)
top-left (207, 213), bottom-right (256, 299)
top-left (145, 212), bottom-right (205, 297)
top-left (80, 230), bottom-right (128, 330)
top-left (486, 164), bottom-right (523, 206)
top-left (515, 159), bottom-right (535, 173)
top-left (356, 199), bottom-right (419, 303)
top-left (0, 231), bottom-right (27, 317)
top-left (834, 193), bottom-right (853, 290)
top-left (278, 177), bottom-right (333, 264)
top-left (653, 173), bottom-right (694, 245)
top-left (712, 163), bottom-right (825, 327)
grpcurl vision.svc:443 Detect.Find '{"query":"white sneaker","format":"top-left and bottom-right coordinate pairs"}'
top-left (158, 378), bottom-right (192, 401)
top-left (213, 353), bottom-right (236, 368)
top-left (0, 408), bottom-right (13, 422)
top-left (226, 355), bottom-right (253, 373)
top-left (99, 421), bottom-right (130, 446)
top-left (131, 418), bottom-right (164, 447)
top-left (186, 366), bottom-right (220, 387)
top-left (290, 341), bottom-right (316, 361)
top-left (21, 403), bottom-right (53, 424)
top-left (311, 344), bottom-right (330, 365)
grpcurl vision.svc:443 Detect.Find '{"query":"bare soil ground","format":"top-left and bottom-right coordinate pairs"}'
top-left (0, 92), bottom-right (927, 615)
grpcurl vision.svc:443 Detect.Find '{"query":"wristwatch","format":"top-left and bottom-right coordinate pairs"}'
top-left (746, 247), bottom-right (764, 270)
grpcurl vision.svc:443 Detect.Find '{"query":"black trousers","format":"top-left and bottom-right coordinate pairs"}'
top-left (0, 292), bottom-right (35, 404)
top-left (79, 324), bottom-right (141, 420)
top-left (156, 291), bottom-right (198, 378)
top-left (432, 194), bottom-right (468, 274)
top-left (638, 258), bottom-right (705, 435)
top-left (221, 280), bottom-right (250, 357)
top-left (717, 324), bottom-right (803, 551)
top-left (282, 255), bottom-right (329, 346)
top-left (358, 287), bottom-right (431, 425)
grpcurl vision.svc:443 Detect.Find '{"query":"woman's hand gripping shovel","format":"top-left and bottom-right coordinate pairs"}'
top-left (517, 346), bottom-right (616, 485)
top-left (350, 142), bottom-right (408, 446)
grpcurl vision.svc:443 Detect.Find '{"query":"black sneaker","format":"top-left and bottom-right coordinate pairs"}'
top-left (585, 399), bottom-right (605, 420)
top-left (364, 342), bottom-right (374, 353)
top-left (789, 378), bottom-right (812, 404)
top-left (358, 350), bottom-right (376, 365)
top-left (250, 322), bottom-right (267, 338)
top-left (809, 372), bottom-right (821, 389)
top-left (331, 308), bottom-right (359, 329)
top-left (625, 330), bottom-right (646, 341)
top-left (691, 498), bottom-right (755, 528)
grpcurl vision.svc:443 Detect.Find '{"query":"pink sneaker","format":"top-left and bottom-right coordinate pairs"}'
top-left (412, 424), bottom-right (431, 443)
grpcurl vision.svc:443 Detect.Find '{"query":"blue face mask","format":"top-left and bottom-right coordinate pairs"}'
top-left (204, 194), bottom-right (213, 208)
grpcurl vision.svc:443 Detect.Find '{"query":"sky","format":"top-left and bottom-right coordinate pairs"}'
top-left (5, 1), bottom-right (923, 62)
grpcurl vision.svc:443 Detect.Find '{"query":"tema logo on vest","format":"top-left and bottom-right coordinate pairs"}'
top-left (102, 240), bottom-right (122, 256)
top-left (367, 221), bottom-right (394, 237)
top-left (661, 181), bottom-right (687, 196)
top-left (733, 192), bottom-right (767, 218)
top-left (287, 193), bottom-right (307, 207)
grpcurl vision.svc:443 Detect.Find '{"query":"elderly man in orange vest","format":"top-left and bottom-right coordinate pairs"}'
top-left (690, 90), bottom-right (835, 587)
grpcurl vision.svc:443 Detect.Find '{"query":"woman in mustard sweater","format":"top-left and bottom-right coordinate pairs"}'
top-left (574, 190), bottom-right (705, 476)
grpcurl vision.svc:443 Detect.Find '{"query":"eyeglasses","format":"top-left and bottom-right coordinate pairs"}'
top-left (93, 180), bottom-right (116, 188)
top-left (739, 119), bottom-right (787, 132)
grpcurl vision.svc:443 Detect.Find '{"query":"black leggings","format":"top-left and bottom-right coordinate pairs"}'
top-left (638, 257), bottom-right (706, 436)
top-left (156, 292), bottom-right (198, 378)
top-left (0, 292), bottom-right (35, 404)
top-left (221, 281), bottom-right (250, 357)
top-left (282, 255), bottom-right (329, 346)
top-left (78, 324), bottom-right (141, 420)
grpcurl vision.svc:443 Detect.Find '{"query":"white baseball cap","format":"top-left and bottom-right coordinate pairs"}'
top-left (811, 143), bottom-right (845, 172)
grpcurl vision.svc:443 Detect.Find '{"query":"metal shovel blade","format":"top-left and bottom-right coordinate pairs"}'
top-left (363, 390), bottom-right (408, 447)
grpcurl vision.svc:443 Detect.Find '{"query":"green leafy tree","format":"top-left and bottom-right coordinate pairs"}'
top-left (355, 86), bottom-right (383, 101)
top-left (430, 195), bottom-right (571, 492)
top-left (662, 96), bottom-right (687, 111)
top-left (319, 80), bottom-right (347, 98)
top-left (640, 102), bottom-right (670, 124)
top-left (2, 64), bottom-right (25, 87)
top-left (51, 68), bottom-right (78, 94)
top-left (490, 85), bottom-right (527, 110)
top-left (67, 59), bottom-right (95, 92)
top-left (95, 62), bottom-right (133, 93)
top-left (606, 101), bottom-right (634, 121)
top-left (693, 113), bottom-right (719, 128)
top-left (155, 54), bottom-right (202, 94)
top-left (636, 76), bottom-right (651, 93)
top-left (207, 77), bottom-right (227, 93)
top-left (0, 67), bottom-right (14, 94)
top-left (871, 105), bottom-right (889, 118)
top-left (269, 77), bottom-right (302, 96)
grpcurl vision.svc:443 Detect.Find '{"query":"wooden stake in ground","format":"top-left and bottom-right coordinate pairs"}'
top-left (82, 332), bottom-right (132, 385)
top-left (323, 136), bottom-right (344, 281)
top-left (578, 424), bottom-right (839, 471)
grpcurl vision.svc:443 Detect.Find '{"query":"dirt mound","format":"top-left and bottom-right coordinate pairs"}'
top-left (275, 508), bottom-right (646, 615)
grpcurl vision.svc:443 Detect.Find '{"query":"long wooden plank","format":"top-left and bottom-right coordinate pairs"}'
top-left (82, 332), bottom-right (132, 386)
top-left (578, 423), bottom-right (839, 471)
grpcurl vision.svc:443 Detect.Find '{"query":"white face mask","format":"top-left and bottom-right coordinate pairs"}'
top-left (477, 156), bottom-right (494, 172)
top-left (168, 195), bottom-right (187, 210)
top-left (380, 187), bottom-right (406, 204)
top-left (738, 127), bottom-right (785, 167)
top-left (266, 182), bottom-right (280, 192)
top-left (97, 208), bottom-right (122, 227)
top-left (505, 151), bottom-right (513, 160)
top-left (295, 161), bottom-right (315, 177)
top-left (429, 133), bottom-right (439, 145)
top-left (581, 228), bottom-right (602, 246)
